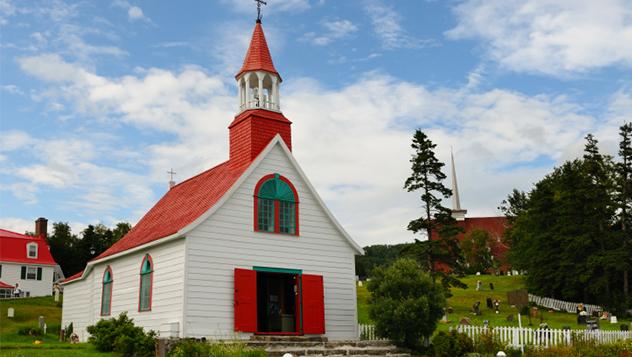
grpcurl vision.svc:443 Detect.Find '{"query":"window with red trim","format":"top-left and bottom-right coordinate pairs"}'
top-left (254, 174), bottom-right (299, 235)
top-left (101, 266), bottom-right (113, 316)
top-left (138, 255), bottom-right (153, 311)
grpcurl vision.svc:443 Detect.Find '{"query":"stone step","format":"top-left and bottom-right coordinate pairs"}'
top-left (245, 340), bottom-right (393, 348)
top-left (264, 346), bottom-right (401, 357)
top-left (249, 335), bottom-right (328, 342)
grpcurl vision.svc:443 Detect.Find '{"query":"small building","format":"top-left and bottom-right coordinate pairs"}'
top-left (0, 218), bottom-right (64, 297)
top-left (62, 19), bottom-right (363, 342)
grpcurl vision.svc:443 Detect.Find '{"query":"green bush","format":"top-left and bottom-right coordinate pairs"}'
top-left (169, 341), bottom-right (267, 357)
top-left (86, 312), bottom-right (156, 357)
top-left (474, 331), bottom-right (505, 354)
top-left (17, 326), bottom-right (44, 336)
top-left (64, 322), bottom-right (74, 341)
top-left (367, 258), bottom-right (446, 351)
top-left (431, 330), bottom-right (474, 357)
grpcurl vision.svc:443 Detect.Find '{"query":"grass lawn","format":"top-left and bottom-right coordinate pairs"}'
top-left (357, 274), bottom-right (632, 332)
top-left (0, 296), bottom-right (114, 356)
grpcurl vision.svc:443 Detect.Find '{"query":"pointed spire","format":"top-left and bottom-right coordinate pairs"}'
top-left (450, 147), bottom-right (467, 221)
top-left (451, 147), bottom-right (461, 210)
top-left (235, 21), bottom-right (280, 80)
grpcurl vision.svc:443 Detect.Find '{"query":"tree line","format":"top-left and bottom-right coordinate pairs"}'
top-left (501, 124), bottom-right (632, 313)
top-left (43, 222), bottom-right (132, 277)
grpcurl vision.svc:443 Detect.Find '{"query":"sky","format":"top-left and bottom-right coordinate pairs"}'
top-left (1, 0), bottom-right (631, 247)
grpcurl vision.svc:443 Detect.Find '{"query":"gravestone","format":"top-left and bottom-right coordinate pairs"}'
top-left (7, 308), bottom-right (14, 318)
top-left (38, 316), bottom-right (45, 329)
top-left (506, 314), bottom-right (514, 322)
top-left (610, 316), bottom-right (618, 324)
top-left (459, 317), bottom-right (471, 325)
top-left (489, 282), bottom-right (494, 290)
top-left (486, 297), bottom-right (493, 309)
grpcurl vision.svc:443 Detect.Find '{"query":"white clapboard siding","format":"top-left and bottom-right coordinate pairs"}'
top-left (184, 143), bottom-right (359, 340)
top-left (0, 263), bottom-right (55, 297)
top-left (61, 239), bottom-right (186, 341)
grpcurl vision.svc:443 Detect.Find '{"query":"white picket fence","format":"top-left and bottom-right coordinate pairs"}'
top-left (528, 294), bottom-right (602, 315)
top-left (358, 324), bottom-right (387, 341)
top-left (457, 325), bottom-right (632, 348)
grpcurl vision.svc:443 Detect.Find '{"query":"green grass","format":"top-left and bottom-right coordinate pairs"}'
top-left (0, 296), bottom-right (114, 356)
top-left (357, 274), bottom-right (632, 332)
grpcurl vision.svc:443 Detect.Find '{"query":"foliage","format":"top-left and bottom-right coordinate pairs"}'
top-left (64, 322), bottom-right (74, 340)
top-left (616, 123), bottom-right (632, 301)
top-left (403, 130), bottom-right (464, 277)
top-left (502, 133), bottom-right (631, 310)
top-left (431, 330), bottom-right (474, 357)
top-left (17, 326), bottom-right (44, 336)
top-left (367, 258), bottom-right (446, 350)
top-left (473, 331), bottom-right (505, 354)
top-left (355, 243), bottom-right (413, 279)
top-left (169, 341), bottom-right (267, 357)
top-left (46, 221), bottom-right (132, 276)
top-left (460, 229), bottom-right (494, 274)
top-left (523, 338), bottom-right (632, 356)
top-left (86, 312), bottom-right (155, 357)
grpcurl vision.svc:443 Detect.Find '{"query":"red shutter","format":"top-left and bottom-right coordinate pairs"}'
top-left (301, 274), bottom-right (325, 334)
top-left (234, 268), bottom-right (257, 332)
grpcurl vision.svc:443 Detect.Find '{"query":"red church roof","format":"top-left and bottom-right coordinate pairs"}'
top-left (93, 161), bottom-right (247, 260)
top-left (0, 281), bottom-right (15, 289)
top-left (63, 270), bottom-right (83, 283)
top-left (235, 21), bottom-right (280, 80)
top-left (0, 229), bottom-right (57, 266)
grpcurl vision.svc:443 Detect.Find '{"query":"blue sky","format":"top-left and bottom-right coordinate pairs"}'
top-left (1, 0), bottom-right (631, 246)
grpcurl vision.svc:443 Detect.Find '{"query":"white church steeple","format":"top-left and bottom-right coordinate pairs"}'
top-left (450, 148), bottom-right (467, 221)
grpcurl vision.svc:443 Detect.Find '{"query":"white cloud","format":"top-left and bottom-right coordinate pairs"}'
top-left (364, 0), bottom-right (436, 50)
top-left (127, 6), bottom-right (143, 20)
top-left (0, 217), bottom-right (33, 234)
top-left (13, 53), bottom-right (623, 246)
top-left (447, 0), bottom-right (632, 76)
top-left (302, 19), bottom-right (358, 46)
top-left (112, 0), bottom-right (150, 22)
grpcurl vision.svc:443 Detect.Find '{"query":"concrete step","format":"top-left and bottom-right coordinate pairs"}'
top-left (249, 335), bottom-right (328, 342)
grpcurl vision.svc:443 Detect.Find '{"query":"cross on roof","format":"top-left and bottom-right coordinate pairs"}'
top-left (167, 168), bottom-right (176, 181)
top-left (255, 0), bottom-right (267, 22)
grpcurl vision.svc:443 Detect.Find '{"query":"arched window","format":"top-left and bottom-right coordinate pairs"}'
top-left (138, 255), bottom-right (153, 312)
top-left (254, 174), bottom-right (299, 235)
top-left (100, 266), bottom-right (113, 316)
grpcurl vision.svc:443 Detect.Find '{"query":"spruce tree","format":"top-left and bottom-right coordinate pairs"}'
top-left (618, 123), bottom-right (632, 298)
top-left (404, 130), bottom-right (462, 279)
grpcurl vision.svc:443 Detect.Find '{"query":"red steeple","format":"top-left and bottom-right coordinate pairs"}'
top-left (235, 21), bottom-right (280, 80)
top-left (229, 20), bottom-right (291, 171)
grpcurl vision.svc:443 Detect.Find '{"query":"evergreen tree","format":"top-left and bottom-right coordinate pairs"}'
top-left (112, 222), bottom-right (132, 243)
top-left (403, 130), bottom-right (463, 280)
top-left (46, 222), bottom-right (79, 276)
top-left (617, 123), bottom-right (632, 299)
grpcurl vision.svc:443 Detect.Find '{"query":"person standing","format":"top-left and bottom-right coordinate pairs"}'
top-left (13, 283), bottom-right (21, 298)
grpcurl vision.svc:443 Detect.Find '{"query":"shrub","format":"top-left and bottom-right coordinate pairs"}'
top-left (431, 330), bottom-right (474, 357)
top-left (367, 258), bottom-right (446, 351)
top-left (169, 341), bottom-right (267, 357)
top-left (86, 312), bottom-right (156, 357)
top-left (17, 326), bottom-right (44, 336)
top-left (473, 331), bottom-right (504, 354)
top-left (64, 322), bottom-right (74, 341)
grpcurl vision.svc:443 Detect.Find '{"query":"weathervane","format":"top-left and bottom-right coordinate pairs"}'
top-left (255, 0), bottom-right (267, 22)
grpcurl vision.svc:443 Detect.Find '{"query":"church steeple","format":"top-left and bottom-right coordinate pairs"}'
top-left (450, 148), bottom-right (467, 221)
top-left (228, 19), bottom-right (292, 170)
top-left (235, 21), bottom-right (281, 113)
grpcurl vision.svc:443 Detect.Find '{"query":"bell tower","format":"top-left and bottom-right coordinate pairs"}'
top-left (229, 19), bottom-right (292, 170)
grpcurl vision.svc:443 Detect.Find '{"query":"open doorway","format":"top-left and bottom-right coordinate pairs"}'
top-left (256, 271), bottom-right (299, 333)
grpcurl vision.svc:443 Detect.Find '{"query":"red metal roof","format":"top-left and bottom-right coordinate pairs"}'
top-left (93, 161), bottom-right (246, 261)
top-left (235, 22), bottom-right (280, 80)
top-left (0, 281), bottom-right (14, 289)
top-left (0, 229), bottom-right (57, 266)
top-left (63, 270), bottom-right (83, 283)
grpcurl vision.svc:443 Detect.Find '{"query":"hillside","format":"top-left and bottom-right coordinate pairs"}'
top-left (0, 296), bottom-right (111, 356)
top-left (357, 274), bottom-right (631, 332)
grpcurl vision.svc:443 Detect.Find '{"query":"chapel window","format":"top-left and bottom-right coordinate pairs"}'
top-left (101, 267), bottom-right (113, 316)
top-left (139, 255), bottom-right (153, 312)
top-left (255, 174), bottom-right (299, 235)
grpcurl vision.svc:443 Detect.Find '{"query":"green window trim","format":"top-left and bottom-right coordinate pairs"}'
top-left (253, 266), bottom-right (302, 275)
top-left (139, 255), bottom-right (153, 312)
top-left (257, 174), bottom-right (296, 202)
